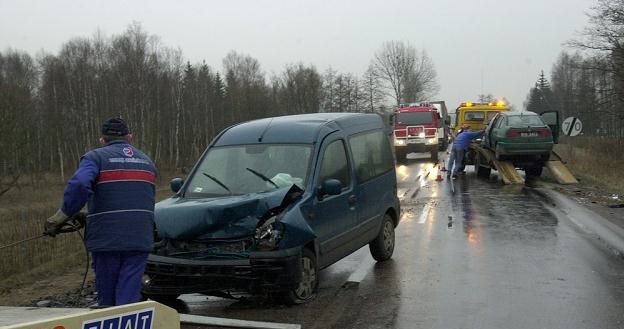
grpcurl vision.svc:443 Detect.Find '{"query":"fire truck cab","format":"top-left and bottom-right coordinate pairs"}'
top-left (393, 103), bottom-right (448, 163)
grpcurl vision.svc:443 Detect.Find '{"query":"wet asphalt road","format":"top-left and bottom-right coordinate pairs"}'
top-left (180, 153), bottom-right (624, 329)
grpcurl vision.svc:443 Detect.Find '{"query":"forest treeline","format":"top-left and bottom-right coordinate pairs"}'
top-left (0, 23), bottom-right (438, 180)
top-left (525, 0), bottom-right (624, 139)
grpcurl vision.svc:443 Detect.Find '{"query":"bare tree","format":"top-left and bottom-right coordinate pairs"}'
top-left (362, 64), bottom-right (384, 112)
top-left (569, 0), bottom-right (624, 103)
top-left (371, 41), bottom-right (438, 106)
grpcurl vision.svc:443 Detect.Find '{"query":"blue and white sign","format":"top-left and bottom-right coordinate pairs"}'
top-left (82, 307), bottom-right (154, 329)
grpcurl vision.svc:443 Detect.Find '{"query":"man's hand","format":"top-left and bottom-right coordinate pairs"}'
top-left (44, 210), bottom-right (70, 237)
top-left (70, 212), bottom-right (86, 230)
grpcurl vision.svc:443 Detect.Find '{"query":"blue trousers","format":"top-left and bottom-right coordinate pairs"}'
top-left (448, 145), bottom-right (466, 175)
top-left (91, 251), bottom-right (149, 306)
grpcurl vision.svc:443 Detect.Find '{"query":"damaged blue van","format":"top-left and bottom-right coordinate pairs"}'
top-left (142, 113), bottom-right (400, 304)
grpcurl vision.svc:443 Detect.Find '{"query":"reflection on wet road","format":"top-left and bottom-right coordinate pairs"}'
top-left (181, 153), bottom-right (624, 329)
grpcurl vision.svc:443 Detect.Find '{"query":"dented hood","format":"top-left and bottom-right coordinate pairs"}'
top-left (154, 186), bottom-right (302, 240)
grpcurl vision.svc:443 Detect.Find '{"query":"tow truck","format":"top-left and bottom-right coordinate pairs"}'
top-left (453, 101), bottom-right (577, 185)
top-left (393, 101), bottom-right (449, 163)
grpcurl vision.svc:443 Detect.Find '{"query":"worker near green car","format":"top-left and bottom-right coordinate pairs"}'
top-left (447, 125), bottom-right (484, 179)
top-left (44, 117), bottom-right (157, 307)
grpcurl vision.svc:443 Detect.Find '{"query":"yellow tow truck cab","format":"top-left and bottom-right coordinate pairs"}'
top-left (454, 101), bottom-right (511, 135)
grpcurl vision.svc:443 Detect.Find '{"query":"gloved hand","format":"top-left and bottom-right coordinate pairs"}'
top-left (44, 210), bottom-right (70, 237)
top-left (70, 212), bottom-right (87, 230)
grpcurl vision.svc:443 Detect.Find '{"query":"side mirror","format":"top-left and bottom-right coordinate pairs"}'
top-left (317, 179), bottom-right (342, 199)
top-left (170, 178), bottom-right (184, 193)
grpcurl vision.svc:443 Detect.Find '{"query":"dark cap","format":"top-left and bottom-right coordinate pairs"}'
top-left (101, 117), bottom-right (130, 136)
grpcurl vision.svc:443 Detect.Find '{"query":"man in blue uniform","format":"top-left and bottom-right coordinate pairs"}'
top-left (45, 118), bottom-right (157, 306)
top-left (447, 126), bottom-right (484, 179)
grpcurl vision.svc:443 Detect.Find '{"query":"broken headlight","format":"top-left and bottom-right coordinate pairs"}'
top-left (255, 216), bottom-right (284, 251)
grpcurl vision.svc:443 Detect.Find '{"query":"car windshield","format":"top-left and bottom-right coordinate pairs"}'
top-left (185, 144), bottom-right (312, 197)
top-left (506, 115), bottom-right (545, 126)
top-left (397, 112), bottom-right (433, 125)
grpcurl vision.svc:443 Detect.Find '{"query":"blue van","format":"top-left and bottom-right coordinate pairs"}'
top-left (142, 113), bottom-right (400, 304)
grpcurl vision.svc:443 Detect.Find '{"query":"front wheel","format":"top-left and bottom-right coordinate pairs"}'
top-left (369, 214), bottom-right (395, 261)
top-left (395, 148), bottom-right (408, 164)
top-left (280, 249), bottom-right (318, 305)
top-left (430, 150), bottom-right (439, 162)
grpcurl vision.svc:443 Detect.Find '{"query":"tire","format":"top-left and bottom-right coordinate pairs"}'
top-left (525, 166), bottom-right (543, 177)
top-left (395, 148), bottom-right (407, 164)
top-left (475, 154), bottom-right (491, 178)
top-left (430, 150), bottom-right (439, 162)
top-left (280, 248), bottom-right (318, 305)
top-left (369, 214), bottom-right (395, 262)
top-left (438, 140), bottom-right (447, 151)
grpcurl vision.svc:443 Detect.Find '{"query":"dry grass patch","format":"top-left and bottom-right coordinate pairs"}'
top-left (555, 136), bottom-right (624, 196)
top-left (0, 170), bottom-right (183, 297)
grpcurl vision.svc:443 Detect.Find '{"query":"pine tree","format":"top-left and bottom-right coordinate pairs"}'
top-left (525, 70), bottom-right (556, 113)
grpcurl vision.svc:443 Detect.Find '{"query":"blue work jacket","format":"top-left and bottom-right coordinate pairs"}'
top-left (453, 130), bottom-right (484, 150)
top-left (61, 140), bottom-right (157, 252)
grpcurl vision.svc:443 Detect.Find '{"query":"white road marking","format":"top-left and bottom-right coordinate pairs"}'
top-left (418, 203), bottom-right (431, 224)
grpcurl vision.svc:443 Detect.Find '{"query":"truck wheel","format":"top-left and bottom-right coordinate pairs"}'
top-left (525, 166), bottom-right (543, 177)
top-left (369, 214), bottom-right (395, 262)
top-left (476, 154), bottom-right (491, 178)
top-left (438, 140), bottom-right (447, 151)
top-left (430, 150), bottom-right (439, 162)
top-left (395, 148), bottom-right (407, 164)
top-left (280, 248), bottom-right (318, 305)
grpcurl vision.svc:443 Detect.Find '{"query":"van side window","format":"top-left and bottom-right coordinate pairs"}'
top-left (318, 140), bottom-right (350, 189)
top-left (349, 130), bottom-right (394, 183)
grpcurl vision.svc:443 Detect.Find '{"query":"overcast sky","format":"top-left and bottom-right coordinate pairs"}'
top-left (0, 0), bottom-right (594, 110)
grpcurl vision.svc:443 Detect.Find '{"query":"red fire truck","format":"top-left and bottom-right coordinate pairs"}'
top-left (393, 101), bottom-right (449, 163)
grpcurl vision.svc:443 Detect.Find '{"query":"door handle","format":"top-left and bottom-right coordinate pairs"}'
top-left (348, 195), bottom-right (357, 205)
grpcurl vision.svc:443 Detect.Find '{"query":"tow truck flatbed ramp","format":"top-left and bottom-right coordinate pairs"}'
top-left (546, 152), bottom-right (578, 184)
top-left (470, 144), bottom-right (524, 185)
top-left (493, 160), bottom-right (525, 185)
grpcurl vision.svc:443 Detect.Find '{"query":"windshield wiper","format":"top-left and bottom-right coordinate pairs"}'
top-left (202, 172), bottom-right (232, 195)
top-left (245, 167), bottom-right (279, 189)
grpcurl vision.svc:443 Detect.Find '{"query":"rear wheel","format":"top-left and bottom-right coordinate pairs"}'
top-left (369, 214), bottom-right (395, 262)
top-left (525, 166), bottom-right (543, 177)
top-left (280, 248), bottom-right (318, 305)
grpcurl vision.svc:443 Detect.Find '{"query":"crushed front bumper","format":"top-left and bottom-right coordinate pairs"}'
top-left (142, 246), bottom-right (302, 295)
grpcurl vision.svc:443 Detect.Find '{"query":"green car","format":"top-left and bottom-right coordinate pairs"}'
top-left (482, 111), bottom-right (558, 176)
